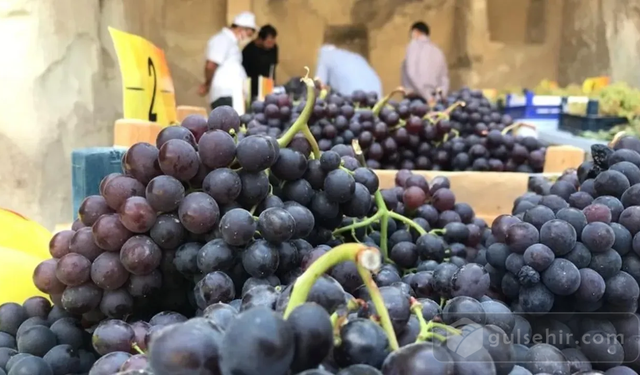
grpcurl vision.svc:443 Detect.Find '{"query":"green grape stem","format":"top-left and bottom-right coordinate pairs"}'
top-left (423, 100), bottom-right (466, 123)
top-left (283, 243), bottom-right (380, 318)
top-left (388, 211), bottom-right (426, 236)
top-left (372, 87), bottom-right (406, 117)
top-left (283, 243), bottom-right (399, 350)
top-left (410, 298), bottom-right (459, 343)
top-left (351, 139), bottom-right (367, 166)
top-left (334, 191), bottom-right (428, 259)
top-left (277, 67), bottom-right (321, 159)
top-left (357, 263), bottom-right (400, 351)
top-left (131, 342), bottom-right (145, 355)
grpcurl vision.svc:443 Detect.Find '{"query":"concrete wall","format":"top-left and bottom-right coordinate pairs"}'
top-left (1, 0), bottom-right (640, 229)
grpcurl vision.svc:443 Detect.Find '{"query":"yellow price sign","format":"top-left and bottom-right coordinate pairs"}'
top-left (582, 76), bottom-right (610, 94)
top-left (109, 27), bottom-right (177, 126)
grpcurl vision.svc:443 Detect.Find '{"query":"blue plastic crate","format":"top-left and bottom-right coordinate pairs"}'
top-left (503, 91), bottom-right (563, 120)
top-left (558, 113), bottom-right (628, 135)
top-left (71, 147), bottom-right (127, 220)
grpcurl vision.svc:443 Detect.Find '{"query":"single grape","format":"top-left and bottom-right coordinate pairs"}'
top-left (323, 169), bottom-right (356, 204)
top-left (145, 175), bottom-right (185, 213)
top-left (121, 142), bottom-right (162, 185)
top-left (242, 240), bottom-right (279, 278)
top-left (147, 318), bottom-right (223, 374)
top-left (49, 318), bottom-right (84, 350)
top-left (196, 239), bottom-right (235, 273)
top-left (236, 135), bottom-right (280, 172)
top-left (237, 170), bottom-right (270, 206)
top-left (202, 168), bottom-right (242, 205)
top-left (91, 251), bottom-right (129, 290)
top-left (198, 129), bottom-right (236, 169)
top-left (523, 243), bottom-right (555, 271)
top-left (271, 148), bottom-right (308, 181)
top-left (208, 105), bottom-right (241, 132)
top-left (91, 320), bottom-right (135, 356)
top-left (450, 263), bottom-right (490, 300)
top-left (156, 126), bottom-right (196, 149)
top-left (120, 236), bottom-right (162, 276)
top-left (178, 192), bottom-right (220, 234)
top-left (258, 208), bottom-right (296, 244)
top-left (287, 303), bottom-right (333, 372)
top-left (193, 271), bottom-right (236, 310)
top-left (101, 176), bottom-right (145, 211)
top-left (219, 306), bottom-right (294, 375)
top-left (91, 214), bottom-right (132, 253)
top-left (55, 253), bottom-right (91, 287)
top-left (17, 325), bottom-right (57, 356)
top-left (149, 214), bottom-right (185, 250)
top-left (32, 260), bottom-right (66, 295)
top-left (7, 355), bottom-right (53, 375)
top-left (60, 283), bottom-right (103, 315)
top-left (333, 318), bottom-right (389, 369)
top-left (219, 208), bottom-right (256, 246)
top-left (283, 203), bottom-right (315, 239)
top-left (158, 139), bottom-right (200, 181)
top-left (78, 196), bottom-right (112, 227)
top-left (88, 351), bottom-right (131, 375)
top-left (180, 114), bottom-right (208, 140)
top-left (118, 196), bottom-right (157, 233)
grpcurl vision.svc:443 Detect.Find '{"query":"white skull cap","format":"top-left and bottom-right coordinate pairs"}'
top-left (233, 12), bottom-right (257, 30)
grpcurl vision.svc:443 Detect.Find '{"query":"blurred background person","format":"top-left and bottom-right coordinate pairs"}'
top-left (199, 11), bottom-right (256, 111)
top-left (402, 21), bottom-right (449, 100)
top-left (243, 24), bottom-right (279, 101)
top-left (314, 44), bottom-right (382, 97)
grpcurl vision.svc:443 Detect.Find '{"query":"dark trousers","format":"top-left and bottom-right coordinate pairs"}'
top-left (211, 97), bottom-right (233, 111)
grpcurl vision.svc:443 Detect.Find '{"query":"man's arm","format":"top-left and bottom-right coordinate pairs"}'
top-left (200, 36), bottom-right (226, 93)
top-left (204, 61), bottom-right (218, 87)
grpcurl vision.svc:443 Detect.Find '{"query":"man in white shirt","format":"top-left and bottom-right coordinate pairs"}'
top-left (198, 12), bottom-right (257, 113)
top-left (314, 45), bottom-right (382, 98)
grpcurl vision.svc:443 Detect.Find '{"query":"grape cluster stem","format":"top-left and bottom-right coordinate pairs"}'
top-left (131, 342), bottom-right (145, 355)
top-left (372, 88), bottom-right (406, 117)
top-left (282, 243), bottom-right (400, 351)
top-left (410, 297), bottom-right (460, 343)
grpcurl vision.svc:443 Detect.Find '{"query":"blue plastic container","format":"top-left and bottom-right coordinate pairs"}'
top-left (503, 91), bottom-right (563, 120)
top-left (71, 147), bottom-right (127, 220)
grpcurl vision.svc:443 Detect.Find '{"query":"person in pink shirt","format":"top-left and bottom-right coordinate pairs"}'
top-left (401, 22), bottom-right (450, 101)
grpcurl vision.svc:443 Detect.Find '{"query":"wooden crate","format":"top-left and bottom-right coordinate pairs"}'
top-left (176, 105), bottom-right (208, 122)
top-left (375, 145), bottom-right (584, 225)
top-left (113, 119), bottom-right (163, 148)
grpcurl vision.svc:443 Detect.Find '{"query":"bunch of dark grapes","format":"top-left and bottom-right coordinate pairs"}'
top-left (475, 136), bottom-right (640, 373)
top-left (6, 74), bottom-right (636, 374)
top-left (0, 297), bottom-right (98, 375)
top-left (20, 90), bottom-right (496, 374)
top-left (243, 88), bottom-right (547, 173)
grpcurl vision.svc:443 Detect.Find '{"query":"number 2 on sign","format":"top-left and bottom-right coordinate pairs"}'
top-left (147, 57), bottom-right (158, 122)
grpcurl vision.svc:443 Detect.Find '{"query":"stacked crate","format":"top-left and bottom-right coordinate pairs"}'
top-left (67, 106), bottom-right (208, 225)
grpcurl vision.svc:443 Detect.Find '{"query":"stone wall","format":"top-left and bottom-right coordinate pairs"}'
top-left (1, 0), bottom-right (640, 229)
